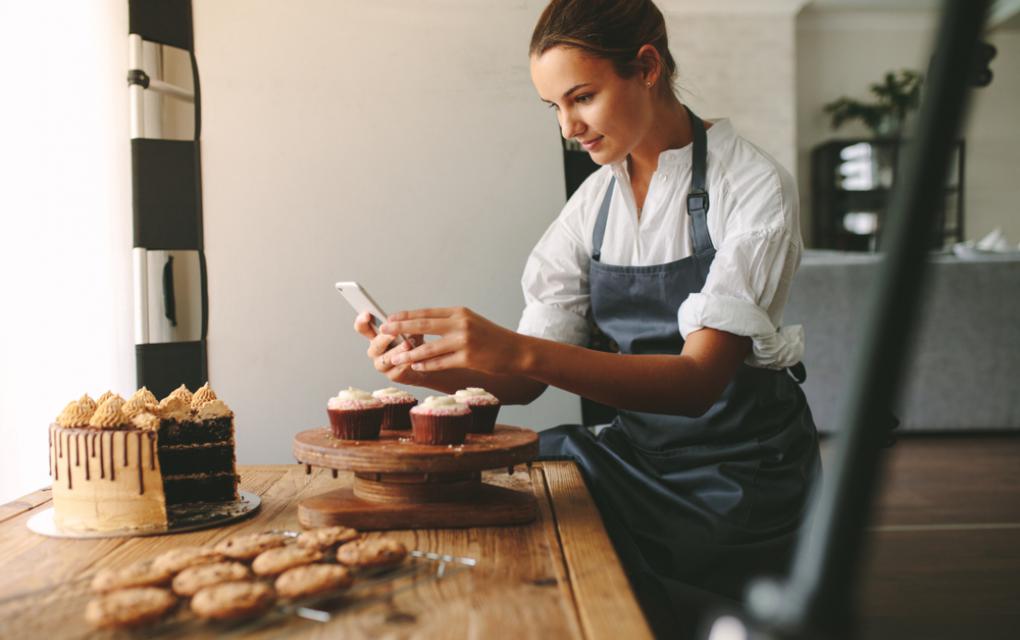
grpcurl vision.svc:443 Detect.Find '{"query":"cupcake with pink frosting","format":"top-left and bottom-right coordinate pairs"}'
top-left (454, 387), bottom-right (501, 434)
top-left (372, 387), bottom-right (417, 430)
top-left (327, 387), bottom-right (384, 440)
top-left (409, 396), bottom-right (471, 445)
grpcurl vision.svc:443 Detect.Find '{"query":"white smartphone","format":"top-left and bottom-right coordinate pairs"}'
top-left (335, 281), bottom-right (416, 346)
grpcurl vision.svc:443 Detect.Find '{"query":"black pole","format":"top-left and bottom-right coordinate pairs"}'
top-left (737, 1), bottom-right (991, 637)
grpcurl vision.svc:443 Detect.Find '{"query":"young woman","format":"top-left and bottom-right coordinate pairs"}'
top-left (354, 0), bottom-right (819, 634)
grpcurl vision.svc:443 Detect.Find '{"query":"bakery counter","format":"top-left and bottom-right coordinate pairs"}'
top-left (0, 463), bottom-right (652, 639)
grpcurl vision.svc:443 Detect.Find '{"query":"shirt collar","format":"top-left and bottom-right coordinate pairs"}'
top-left (611, 118), bottom-right (732, 179)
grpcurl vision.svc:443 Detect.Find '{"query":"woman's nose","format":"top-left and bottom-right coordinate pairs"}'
top-left (559, 109), bottom-right (585, 140)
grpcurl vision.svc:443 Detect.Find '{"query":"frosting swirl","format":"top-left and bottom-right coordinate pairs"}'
top-left (158, 395), bottom-right (192, 422)
top-left (132, 386), bottom-right (158, 406)
top-left (89, 397), bottom-right (126, 429)
top-left (122, 396), bottom-right (158, 419)
top-left (57, 401), bottom-right (92, 428)
top-left (95, 390), bottom-right (122, 406)
top-left (336, 387), bottom-right (373, 402)
top-left (372, 387), bottom-right (415, 401)
top-left (416, 395), bottom-right (470, 413)
top-left (131, 411), bottom-right (161, 431)
top-left (191, 382), bottom-right (217, 409)
top-left (454, 387), bottom-right (499, 405)
top-left (166, 384), bottom-right (193, 406)
top-left (196, 398), bottom-right (233, 420)
top-left (77, 394), bottom-right (98, 416)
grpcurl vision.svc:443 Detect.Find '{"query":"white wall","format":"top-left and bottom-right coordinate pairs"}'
top-left (0, 1), bottom-right (134, 503)
top-left (796, 7), bottom-right (1020, 245)
top-left (661, 2), bottom-right (805, 176)
top-left (193, 0), bottom-right (583, 465)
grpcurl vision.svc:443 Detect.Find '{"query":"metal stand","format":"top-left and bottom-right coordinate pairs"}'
top-left (704, 1), bottom-right (993, 638)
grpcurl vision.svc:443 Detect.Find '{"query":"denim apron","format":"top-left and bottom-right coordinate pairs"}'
top-left (540, 108), bottom-right (820, 637)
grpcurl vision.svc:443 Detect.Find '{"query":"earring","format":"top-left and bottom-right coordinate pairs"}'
top-left (646, 81), bottom-right (652, 87)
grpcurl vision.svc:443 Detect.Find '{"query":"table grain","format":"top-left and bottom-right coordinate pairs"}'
top-left (0, 463), bottom-right (652, 639)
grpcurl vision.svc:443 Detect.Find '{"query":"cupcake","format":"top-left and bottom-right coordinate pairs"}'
top-left (326, 387), bottom-right (384, 440)
top-left (409, 396), bottom-right (471, 445)
top-left (454, 387), bottom-right (501, 434)
top-left (371, 387), bottom-right (417, 430)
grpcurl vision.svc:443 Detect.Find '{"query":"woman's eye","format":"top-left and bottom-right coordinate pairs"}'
top-left (547, 102), bottom-right (559, 111)
top-left (575, 94), bottom-right (593, 104)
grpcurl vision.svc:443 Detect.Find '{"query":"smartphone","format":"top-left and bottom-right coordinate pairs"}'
top-left (335, 281), bottom-right (416, 347)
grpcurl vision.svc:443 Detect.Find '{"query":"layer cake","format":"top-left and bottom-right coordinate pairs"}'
top-left (48, 383), bottom-right (239, 533)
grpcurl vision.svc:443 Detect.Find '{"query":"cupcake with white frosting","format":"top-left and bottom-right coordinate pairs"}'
top-left (409, 396), bottom-right (471, 445)
top-left (454, 387), bottom-right (501, 434)
top-left (327, 387), bottom-right (384, 440)
top-left (371, 387), bottom-right (417, 430)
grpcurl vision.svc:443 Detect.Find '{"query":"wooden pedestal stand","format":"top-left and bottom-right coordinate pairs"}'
top-left (292, 425), bottom-right (539, 530)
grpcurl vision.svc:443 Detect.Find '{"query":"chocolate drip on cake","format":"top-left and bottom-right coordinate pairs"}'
top-left (84, 434), bottom-right (91, 481)
top-left (98, 432), bottom-right (105, 479)
top-left (136, 432), bottom-right (144, 495)
top-left (65, 432), bottom-right (72, 490)
top-left (75, 432), bottom-right (80, 467)
top-left (108, 431), bottom-right (115, 481)
top-left (123, 433), bottom-right (129, 467)
top-left (90, 432), bottom-right (97, 458)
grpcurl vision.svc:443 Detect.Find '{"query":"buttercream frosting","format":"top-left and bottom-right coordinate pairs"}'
top-left (196, 399), bottom-right (233, 420)
top-left (57, 401), bottom-right (92, 428)
top-left (89, 397), bottom-right (127, 429)
top-left (191, 382), bottom-right (217, 409)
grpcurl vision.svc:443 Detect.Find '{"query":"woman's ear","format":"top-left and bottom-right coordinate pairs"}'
top-left (635, 44), bottom-right (662, 89)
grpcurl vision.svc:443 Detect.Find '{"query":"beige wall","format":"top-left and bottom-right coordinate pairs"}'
top-left (796, 7), bottom-right (1020, 245)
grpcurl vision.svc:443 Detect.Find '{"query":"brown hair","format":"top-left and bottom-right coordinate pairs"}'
top-left (530, 0), bottom-right (677, 97)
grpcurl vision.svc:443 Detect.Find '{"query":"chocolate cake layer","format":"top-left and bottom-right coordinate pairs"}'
top-left (158, 442), bottom-right (235, 476)
top-left (163, 472), bottom-right (239, 505)
top-left (158, 417), bottom-right (233, 445)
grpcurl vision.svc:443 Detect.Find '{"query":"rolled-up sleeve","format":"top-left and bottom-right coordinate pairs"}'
top-left (678, 227), bottom-right (805, 369)
top-left (517, 212), bottom-right (592, 346)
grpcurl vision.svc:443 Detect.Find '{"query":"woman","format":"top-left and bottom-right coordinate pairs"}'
top-left (355, 0), bottom-right (819, 635)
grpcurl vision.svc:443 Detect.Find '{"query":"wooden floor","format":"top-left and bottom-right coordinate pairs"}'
top-left (829, 435), bottom-right (1020, 639)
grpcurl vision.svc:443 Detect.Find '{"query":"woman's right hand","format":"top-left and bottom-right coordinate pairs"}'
top-left (353, 312), bottom-right (426, 386)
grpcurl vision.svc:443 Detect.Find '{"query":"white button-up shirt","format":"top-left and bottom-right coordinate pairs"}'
top-left (517, 119), bottom-right (805, 369)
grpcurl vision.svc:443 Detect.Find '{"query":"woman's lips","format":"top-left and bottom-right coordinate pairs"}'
top-left (581, 136), bottom-right (604, 151)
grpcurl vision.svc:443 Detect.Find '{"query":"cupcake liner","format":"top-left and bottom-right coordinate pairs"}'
top-left (327, 407), bottom-right (384, 440)
top-left (467, 404), bottom-right (501, 434)
top-left (380, 400), bottom-right (416, 430)
top-left (410, 412), bottom-right (470, 445)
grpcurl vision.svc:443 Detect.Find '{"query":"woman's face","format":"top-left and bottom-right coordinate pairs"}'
top-left (530, 45), bottom-right (652, 166)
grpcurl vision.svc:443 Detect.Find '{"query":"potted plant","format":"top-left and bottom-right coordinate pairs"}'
top-left (823, 69), bottom-right (923, 138)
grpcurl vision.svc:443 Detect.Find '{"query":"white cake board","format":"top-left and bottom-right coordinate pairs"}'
top-left (26, 491), bottom-right (261, 539)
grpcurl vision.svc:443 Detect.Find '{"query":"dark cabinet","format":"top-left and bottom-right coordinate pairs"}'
top-left (810, 138), bottom-right (964, 251)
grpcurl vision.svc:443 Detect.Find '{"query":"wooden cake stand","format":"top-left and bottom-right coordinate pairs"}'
top-left (292, 425), bottom-right (539, 530)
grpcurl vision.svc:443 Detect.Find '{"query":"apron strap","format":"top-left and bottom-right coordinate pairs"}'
top-left (591, 106), bottom-right (713, 260)
top-left (684, 105), bottom-right (713, 255)
top-left (591, 177), bottom-right (615, 262)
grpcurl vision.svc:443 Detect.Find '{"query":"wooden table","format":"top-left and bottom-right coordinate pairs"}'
top-left (0, 463), bottom-right (652, 639)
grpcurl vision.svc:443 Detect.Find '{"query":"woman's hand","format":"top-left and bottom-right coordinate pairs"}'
top-left (379, 307), bottom-right (526, 376)
top-left (353, 312), bottom-right (426, 386)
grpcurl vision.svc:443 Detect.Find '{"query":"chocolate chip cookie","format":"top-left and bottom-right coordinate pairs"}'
top-left (252, 545), bottom-right (323, 576)
top-left (213, 532), bottom-right (289, 560)
top-left (336, 537), bottom-right (407, 569)
top-left (85, 587), bottom-right (177, 628)
top-left (91, 561), bottom-right (172, 592)
top-left (190, 581), bottom-right (276, 620)
top-left (275, 564), bottom-right (353, 600)
top-left (172, 561), bottom-right (252, 597)
top-left (152, 546), bottom-right (224, 575)
top-left (296, 525), bottom-right (360, 550)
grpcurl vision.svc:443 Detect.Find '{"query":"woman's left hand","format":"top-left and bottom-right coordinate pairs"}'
top-left (378, 307), bottom-right (525, 376)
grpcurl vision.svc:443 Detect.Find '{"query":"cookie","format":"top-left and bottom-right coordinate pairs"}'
top-left (214, 532), bottom-right (289, 560)
top-left (275, 564), bottom-right (353, 600)
top-left (152, 546), bottom-right (224, 575)
top-left (172, 561), bottom-right (252, 596)
top-left (252, 545), bottom-right (323, 576)
top-left (336, 537), bottom-right (407, 569)
top-left (190, 581), bottom-right (276, 620)
top-left (296, 525), bottom-right (360, 550)
top-left (85, 587), bottom-right (176, 629)
top-left (91, 561), bottom-right (172, 592)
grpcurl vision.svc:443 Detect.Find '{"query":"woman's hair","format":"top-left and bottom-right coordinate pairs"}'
top-left (530, 0), bottom-right (677, 97)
